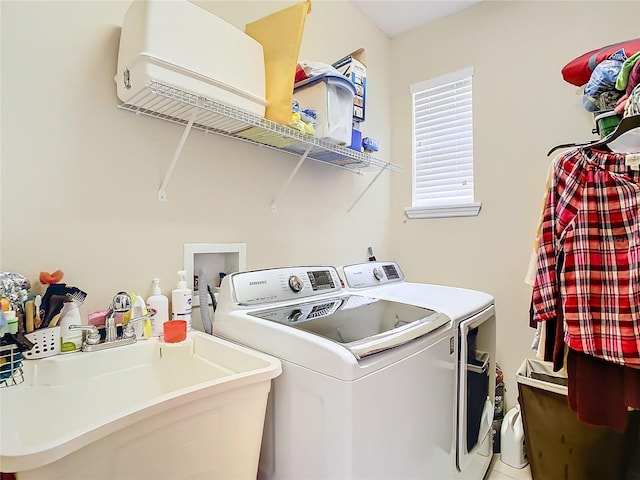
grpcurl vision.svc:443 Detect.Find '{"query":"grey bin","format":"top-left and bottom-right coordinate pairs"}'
top-left (516, 358), bottom-right (627, 480)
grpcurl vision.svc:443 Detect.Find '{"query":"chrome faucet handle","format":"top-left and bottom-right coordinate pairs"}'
top-left (69, 325), bottom-right (101, 346)
top-left (104, 315), bottom-right (118, 343)
top-left (121, 309), bottom-right (157, 339)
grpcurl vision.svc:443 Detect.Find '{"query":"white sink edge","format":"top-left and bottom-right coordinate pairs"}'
top-left (0, 331), bottom-right (281, 473)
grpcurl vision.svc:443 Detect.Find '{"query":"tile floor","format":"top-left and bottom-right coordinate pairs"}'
top-left (485, 455), bottom-right (532, 480)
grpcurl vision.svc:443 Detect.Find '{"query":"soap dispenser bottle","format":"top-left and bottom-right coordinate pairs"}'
top-left (171, 270), bottom-right (192, 331)
top-left (59, 295), bottom-right (83, 353)
top-left (147, 278), bottom-right (169, 337)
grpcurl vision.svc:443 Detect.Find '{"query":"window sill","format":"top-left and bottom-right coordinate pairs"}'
top-left (404, 203), bottom-right (481, 219)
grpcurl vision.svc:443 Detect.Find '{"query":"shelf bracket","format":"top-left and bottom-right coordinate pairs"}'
top-left (158, 111), bottom-right (197, 201)
top-left (271, 144), bottom-right (313, 212)
top-left (346, 163), bottom-right (389, 216)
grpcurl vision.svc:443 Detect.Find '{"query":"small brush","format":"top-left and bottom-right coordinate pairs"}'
top-left (34, 295), bottom-right (42, 329)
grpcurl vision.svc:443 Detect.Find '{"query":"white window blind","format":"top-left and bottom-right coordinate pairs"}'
top-left (406, 67), bottom-right (480, 218)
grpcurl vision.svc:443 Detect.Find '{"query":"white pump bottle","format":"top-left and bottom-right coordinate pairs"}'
top-left (147, 278), bottom-right (169, 337)
top-left (171, 270), bottom-right (192, 331)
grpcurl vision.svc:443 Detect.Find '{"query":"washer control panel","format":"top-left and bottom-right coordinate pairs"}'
top-left (232, 266), bottom-right (343, 306)
top-left (342, 261), bottom-right (405, 289)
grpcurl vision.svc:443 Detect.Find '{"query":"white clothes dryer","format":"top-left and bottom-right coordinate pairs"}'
top-left (342, 262), bottom-right (497, 480)
top-left (214, 265), bottom-right (457, 479)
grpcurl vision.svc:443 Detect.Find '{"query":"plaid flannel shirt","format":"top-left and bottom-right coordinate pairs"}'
top-left (531, 147), bottom-right (640, 368)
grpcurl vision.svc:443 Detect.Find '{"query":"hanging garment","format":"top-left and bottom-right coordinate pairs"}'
top-left (567, 347), bottom-right (640, 432)
top-left (531, 147), bottom-right (640, 369)
top-left (536, 273), bottom-right (640, 431)
top-left (525, 153), bottom-right (564, 287)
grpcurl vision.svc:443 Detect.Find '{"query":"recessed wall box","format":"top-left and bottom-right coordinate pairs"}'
top-left (184, 243), bottom-right (247, 307)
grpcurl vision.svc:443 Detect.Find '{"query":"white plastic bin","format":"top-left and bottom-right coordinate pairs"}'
top-left (115, 0), bottom-right (267, 116)
top-left (294, 74), bottom-right (357, 145)
top-left (2, 332), bottom-right (281, 479)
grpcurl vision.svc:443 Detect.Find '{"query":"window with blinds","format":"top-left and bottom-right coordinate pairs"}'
top-left (405, 67), bottom-right (481, 219)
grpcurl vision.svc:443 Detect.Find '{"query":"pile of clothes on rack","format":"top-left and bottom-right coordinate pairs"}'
top-left (561, 38), bottom-right (640, 114)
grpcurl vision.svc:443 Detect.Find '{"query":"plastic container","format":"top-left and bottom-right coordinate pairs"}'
top-left (115, 0), bottom-right (267, 117)
top-left (500, 405), bottom-right (528, 469)
top-left (163, 320), bottom-right (187, 343)
top-left (147, 278), bottom-right (169, 337)
top-left (0, 310), bottom-right (18, 336)
top-left (594, 110), bottom-right (622, 137)
top-left (516, 358), bottom-right (627, 480)
top-left (294, 74), bottom-right (357, 145)
top-left (171, 270), bottom-right (192, 331)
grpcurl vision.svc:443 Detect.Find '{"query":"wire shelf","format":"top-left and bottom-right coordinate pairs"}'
top-left (117, 80), bottom-right (402, 173)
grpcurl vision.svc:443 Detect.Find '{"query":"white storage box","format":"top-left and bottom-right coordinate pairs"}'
top-left (115, 0), bottom-right (267, 116)
top-left (294, 74), bottom-right (357, 145)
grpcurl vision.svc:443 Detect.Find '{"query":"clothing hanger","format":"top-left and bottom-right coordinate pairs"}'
top-left (546, 141), bottom-right (592, 156)
top-left (586, 114), bottom-right (640, 151)
top-left (546, 114), bottom-right (640, 156)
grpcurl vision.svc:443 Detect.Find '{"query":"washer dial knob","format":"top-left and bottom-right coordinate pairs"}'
top-left (288, 275), bottom-right (304, 292)
top-left (373, 267), bottom-right (385, 281)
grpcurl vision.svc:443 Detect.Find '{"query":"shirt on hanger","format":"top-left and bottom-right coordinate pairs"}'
top-left (531, 147), bottom-right (640, 369)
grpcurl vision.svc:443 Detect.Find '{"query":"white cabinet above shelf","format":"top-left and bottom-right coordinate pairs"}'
top-left (117, 80), bottom-right (402, 212)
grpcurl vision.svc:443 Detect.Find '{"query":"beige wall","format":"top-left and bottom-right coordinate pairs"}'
top-left (0, 1), bottom-right (392, 309)
top-left (2, 0), bottom-right (639, 410)
top-left (389, 1), bottom-right (640, 406)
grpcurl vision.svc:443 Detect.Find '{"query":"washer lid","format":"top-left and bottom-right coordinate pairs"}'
top-left (249, 295), bottom-right (450, 359)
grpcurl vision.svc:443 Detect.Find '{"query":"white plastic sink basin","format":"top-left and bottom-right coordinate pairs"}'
top-left (0, 331), bottom-right (281, 479)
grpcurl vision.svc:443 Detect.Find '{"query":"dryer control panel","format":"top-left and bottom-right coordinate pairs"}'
top-left (231, 266), bottom-right (343, 306)
top-left (342, 261), bottom-right (405, 289)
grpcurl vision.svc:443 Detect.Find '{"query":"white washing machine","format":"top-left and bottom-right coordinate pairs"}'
top-left (213, 263), bottom-right (494, 479)
top-left (342, 262), bottom-right (496, 480)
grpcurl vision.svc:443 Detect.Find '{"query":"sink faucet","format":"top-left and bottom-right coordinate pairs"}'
top-left (73, 293), bottom-right (156, 353)
top-left (122, 310), bottom-right (156, 339)
top-left (69, 325), bottom-right (101, 347)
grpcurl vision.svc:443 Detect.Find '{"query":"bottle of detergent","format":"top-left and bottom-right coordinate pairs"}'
top-left (58, 296), bottom-right (83, 353)
top-left (500, 405), bottom-right (528, 469)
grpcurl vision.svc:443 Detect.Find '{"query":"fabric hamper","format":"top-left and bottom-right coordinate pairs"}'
top-left (516, 358), bottom-right (627, 480)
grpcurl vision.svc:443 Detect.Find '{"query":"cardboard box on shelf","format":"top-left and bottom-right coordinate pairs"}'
top-left (332, 48), bottom-right (366, 123)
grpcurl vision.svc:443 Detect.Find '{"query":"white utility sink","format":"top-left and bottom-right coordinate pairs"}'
top-left (0, 331), bottom-right (281, 479)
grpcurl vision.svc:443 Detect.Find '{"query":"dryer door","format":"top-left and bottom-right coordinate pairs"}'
top-left (456, 306), bottom-right (496, 474)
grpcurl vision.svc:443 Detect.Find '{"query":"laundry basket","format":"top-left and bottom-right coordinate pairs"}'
top-left (516, 358), bottom-right (627, 480)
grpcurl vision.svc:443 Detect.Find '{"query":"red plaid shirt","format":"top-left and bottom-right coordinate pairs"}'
top-left (532, 147), bottom-right (640, 368)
